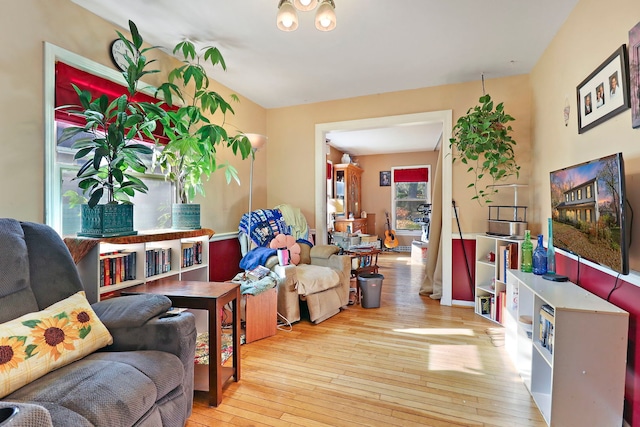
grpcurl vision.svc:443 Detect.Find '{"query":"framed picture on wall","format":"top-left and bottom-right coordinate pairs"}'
top-left (629, 22), bottom-right (640, 128)
top-left (576, 44), bottom-right (630, 134)
top-left (380, 171), bottom-right (391, 186)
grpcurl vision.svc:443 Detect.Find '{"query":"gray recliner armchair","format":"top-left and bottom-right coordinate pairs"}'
top-left (0, 219), bottom-right (196, 427)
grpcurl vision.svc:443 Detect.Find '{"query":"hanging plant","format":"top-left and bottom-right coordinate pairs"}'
top-left (449, 94), bottom-right (520, 205)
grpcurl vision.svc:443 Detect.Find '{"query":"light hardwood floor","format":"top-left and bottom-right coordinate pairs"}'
top-left (187, 252), bottom-right (546, 427)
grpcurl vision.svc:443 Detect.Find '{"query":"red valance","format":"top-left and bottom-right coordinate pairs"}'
top-left (55, 62), bottom-right (171, 143)
top-left (393, 167), bottom-right (428, 183)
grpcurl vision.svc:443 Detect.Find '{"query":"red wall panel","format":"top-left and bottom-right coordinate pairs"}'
top-left (452, 238), bottom-right (475, 301)
top-left (209, 238), bottom-right (243, 282)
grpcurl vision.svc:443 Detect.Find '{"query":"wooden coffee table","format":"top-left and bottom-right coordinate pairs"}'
top-left (123, 278), bottom-right (240, 407)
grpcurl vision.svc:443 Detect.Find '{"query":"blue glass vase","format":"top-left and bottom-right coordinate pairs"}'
top-left (533, 234), bottom-right (547, 275)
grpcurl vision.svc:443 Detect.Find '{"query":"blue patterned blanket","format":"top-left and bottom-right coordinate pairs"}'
top-left (239, 209), bottom-right (290, 247)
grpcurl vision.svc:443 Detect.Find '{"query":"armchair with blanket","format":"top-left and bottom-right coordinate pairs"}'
top-left (0, 219), bottom-right (196, 427)
top-left (238, 205), bottom-right (350, 324)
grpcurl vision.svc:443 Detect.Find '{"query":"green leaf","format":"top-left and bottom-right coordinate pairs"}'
top-left (88, 189), bottom-right (103, 208)
top-left (21, 319), bottom-right (41, 328)
top-left (25, 344), bottom-right (38, 359)
top-left (79, 325), bottom-right (92, 339)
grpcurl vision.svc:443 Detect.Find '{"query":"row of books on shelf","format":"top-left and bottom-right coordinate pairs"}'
top-left (477, 291), bottom-right (507, 323)
top-left (146, 247), bottom-right (172, 278)
top-left (497, 243), bottom-right (519, 282)
top-left (539, 304), bottom-right (555, 354)
top-left (99, 242), bottom-right (204, 286)
top-left (181, 241), bottom-right (203, 267)
top-left (99, 251), bottom-right (136, 287)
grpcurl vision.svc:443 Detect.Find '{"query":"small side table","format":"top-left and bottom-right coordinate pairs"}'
top-left (346, 248), bottom-right (381, 304)
top-left (123, 278), bottom-right (240, 407)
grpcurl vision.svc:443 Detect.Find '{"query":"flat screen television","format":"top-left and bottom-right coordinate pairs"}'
top-left (549, 152), bottom-right (630, 275)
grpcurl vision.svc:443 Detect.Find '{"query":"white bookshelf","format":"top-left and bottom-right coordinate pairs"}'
top-left (505, 270), bottom-right (628, 426)
top-left (66, 229), bottom-right (212, 302)
top-left (474, 234), bottom-right (526, 324)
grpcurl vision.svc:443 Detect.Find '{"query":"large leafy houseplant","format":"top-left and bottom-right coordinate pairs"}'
top-left (61, 21), bottom-right (164, 209)
top-left (155, 41), bottom-right (252, 208)
top-left (449, 94), bottom-right (520, 205)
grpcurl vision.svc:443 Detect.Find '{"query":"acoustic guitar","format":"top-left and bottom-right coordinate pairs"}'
top-left (384, 211), bottom-right (398, 249)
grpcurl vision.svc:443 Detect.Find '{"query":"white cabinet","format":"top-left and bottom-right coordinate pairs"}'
top-left (474, 234), bottom-right (525, 323)
top-left (505, 270), bottom-right (628, 426)
top-left (65, 229), bottom-right (212, 303)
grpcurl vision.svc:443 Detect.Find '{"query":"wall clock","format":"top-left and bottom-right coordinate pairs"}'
top-left (110, 39), bottom-right (137, 72)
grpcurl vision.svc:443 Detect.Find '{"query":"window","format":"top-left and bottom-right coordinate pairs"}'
top-left (391, 166), bottom-right (430, 233)
top-left (46, 47), bottom-right (174, 236)
top-left (56, 121), bottom-right (172, 236)
top-left (586, 185), bottom-right (592, 198)
top-left (577, 189), bottom-right (582, 200)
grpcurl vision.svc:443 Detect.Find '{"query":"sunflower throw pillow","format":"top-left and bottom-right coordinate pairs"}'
top-left (0, 291), bottom-right (113, 398)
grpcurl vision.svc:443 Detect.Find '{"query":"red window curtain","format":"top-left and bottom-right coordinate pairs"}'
top-left (393, 167), bottom-right (428, 182)
top-left (55, 62), bottom-right (171, 143)
top-left (327, 162), bottom-right (332, 180)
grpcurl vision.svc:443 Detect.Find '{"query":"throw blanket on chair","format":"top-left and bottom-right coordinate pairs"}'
top-left (239, 246), bottom-right (277, 270)
top-left (295, 264), bottom-right (340, 296)
top-left (275, 204), bottom-right (309, 241)
top-left (239, 209), bottom-right (289, 247)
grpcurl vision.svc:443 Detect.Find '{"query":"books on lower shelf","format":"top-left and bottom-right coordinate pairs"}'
top-left (99, 250), bottom-right (136, 287)
top-left (477, 290), bottom-right (507, 323)
top-left (497, 243), bottom-right (519, 282)
top-left (145, 247), bottom-right (171, 278)
top-left (181, 241), bottom-right (203, 267)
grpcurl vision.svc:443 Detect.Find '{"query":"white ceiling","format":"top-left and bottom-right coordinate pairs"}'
top-left (326, 121), bottom-right (443, 157)
top-left (71, 0), bottom-right (578, 155)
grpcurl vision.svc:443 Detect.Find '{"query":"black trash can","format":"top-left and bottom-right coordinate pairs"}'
top-left (358, 273), bottom-right (384, 308)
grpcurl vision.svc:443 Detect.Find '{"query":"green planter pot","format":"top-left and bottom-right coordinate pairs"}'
top-left (78, 204), bottom-right (137, 237)
top-left (172, 203), bottom-right (201, 230)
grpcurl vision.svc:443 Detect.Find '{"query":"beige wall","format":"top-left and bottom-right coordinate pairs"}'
top-left (530, 0), bottom-right (640, 270)
top-left (267, 74), bottom-right (532, 235)
top-left (0, 0), bottom-right (266, 234)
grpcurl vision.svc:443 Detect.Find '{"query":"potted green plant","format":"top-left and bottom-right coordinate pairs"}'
top-left (154, 41), bottom-right (252, 229)
top-left (60, 21), bottom-right (164, 236)
top-left (449, 94), bottom-right (520, 205)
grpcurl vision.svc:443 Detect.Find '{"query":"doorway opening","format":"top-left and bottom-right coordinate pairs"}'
top-left (314, 111), bottom-right (454, 305)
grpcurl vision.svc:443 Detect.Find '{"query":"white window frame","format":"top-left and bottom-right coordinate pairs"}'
top-left (391, 165), bottom-right (431, 236)
top-left (44, 42), bottom-right (172, 235)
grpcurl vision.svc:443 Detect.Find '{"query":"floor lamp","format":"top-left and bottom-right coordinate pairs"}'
top-left (245, 134), bottom-right (267, 242)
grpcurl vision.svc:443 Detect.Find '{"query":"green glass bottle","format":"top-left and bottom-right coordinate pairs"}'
top-left (521, 230), bottom-right (533, 273)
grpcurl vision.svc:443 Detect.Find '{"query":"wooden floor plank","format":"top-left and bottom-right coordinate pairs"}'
top-left (186, 252), bottom-right (546, 427)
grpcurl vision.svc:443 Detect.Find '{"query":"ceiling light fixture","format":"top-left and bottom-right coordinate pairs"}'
top-left (277, 0), bottom-right (299, 32)
top-left (293, 0), bottom-right (318, 12)
top-left (277, 0), bottom-right (336, 32)
top-left (315, 0), bottom-right (336, 31)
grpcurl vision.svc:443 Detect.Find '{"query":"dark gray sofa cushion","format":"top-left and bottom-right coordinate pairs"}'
top-left (92, 294), bottom-right (171, 329)
top-left (6, 350), bottom-right (184, 427)
top-left (21, 220), bottom-right (84, 310)
top-left (0, 219), bottom-right (39, 322)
